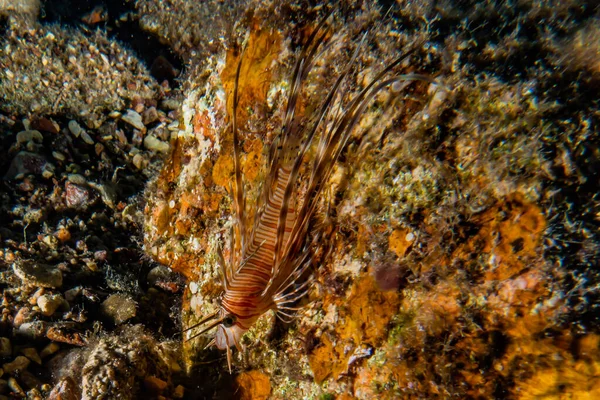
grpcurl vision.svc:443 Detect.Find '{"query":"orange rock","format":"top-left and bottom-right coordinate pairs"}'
top-left (221, 23), bottom-right (282, 122)
top-left (308, 275), bottom-right (401, 383)
top-left (144, 376), bottom-right (168, 393)
top-left (242, 138), bottom-right (264, 183)
top-left (55, 227), bottom-right (71, 242)
top-left (388, 228), bottom-right (413, 257)
top-left (192, 110), bottom-right (215, 142)
top-left (212, 153), bottom-right (234, 190)
top-left (235, 370), bottom-right (271, 400)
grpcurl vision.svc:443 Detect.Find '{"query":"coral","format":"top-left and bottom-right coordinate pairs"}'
top-left (51, 325), bottom-right (181, 400)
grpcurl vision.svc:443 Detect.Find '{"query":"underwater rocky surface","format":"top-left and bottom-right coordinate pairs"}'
top-left (1, 0), bottom-right (600, 399)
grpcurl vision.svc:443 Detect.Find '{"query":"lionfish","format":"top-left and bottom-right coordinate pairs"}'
top-left (184, 10), bottom-right (433, 373)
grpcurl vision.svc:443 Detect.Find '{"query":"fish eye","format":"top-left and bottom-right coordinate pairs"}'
top-left (223, 316), bottom-right (235, 327)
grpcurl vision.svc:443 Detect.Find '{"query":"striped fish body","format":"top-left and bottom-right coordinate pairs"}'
top-left (221, 167), bottom-right (296, 326)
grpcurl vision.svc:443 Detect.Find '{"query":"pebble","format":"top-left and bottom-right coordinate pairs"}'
top-left (132, 129), bottom-right (144, 146)
top-left (4, 151), bottom-right (49, 179)
top-left (115, 129), bottom-right (128, 144)
top-left (64, 287), bottom-right (82, 302)
top-left (0, 379), bottom-right (6, 393)
top-left (0, 337), bottom-right (11, 357)
top-left (143, 135), bottom-right (169, 153)
top-left (8, 377), bottom-right (24, 396)
top-left (67, 120), bottom-right (84, 137)
top-left (65, 181), bottom-right (91, 209)
top-left (42, 164), bottom-right (55, 178)
top-left (26, 388), bottom-right (43, 400)
top-left (16, 130), bottom-right (43, 144)
top-left (28, 288), bottom-right (45, 305)
top-left (2, 356), bottom-right (30, 374)
top-left (88, 181), bottom-right (116, 209)
top-left (55, 227), bottom-right (71, 242)
top-left (142, 107), bottom-right (159, 125)
top-left (37, 294), bottom-right (66, 316)
top-left (132, 153), bottom-right (144, 169)
top-left (66, 173), bottom-right (87, 185)
top-left (13, 260), bottom-right (63, 288)
top-left (46, 326), bottom-right (85, 346)
top-left (32, 117), bottom-right (59, 134)
top-left (147, 265), bottom-right (176, 288)
top-left (121, 109), bottom-right (145, 130)
top-left (40, 342), bottom-right (60, 359)
top-left (51, 151), bottom-right (65, 161)
top-left (173, 385), bottom-right (185, 398)
top-left (100, 294), bottom-right (137, 325)
top-left (13, 307), bottom-right (32, 327)
top-left (144, 376), bottom-right (167, 392)
top-left (81, 130), bottom-right (95, 145)
top-left (17, 321), bottom-right (47, 339)
top-left (20, 348), bottom-right (41, 365)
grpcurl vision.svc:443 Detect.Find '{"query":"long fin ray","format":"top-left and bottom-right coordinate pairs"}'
top-left (232, 46), bottom-right (247, 256)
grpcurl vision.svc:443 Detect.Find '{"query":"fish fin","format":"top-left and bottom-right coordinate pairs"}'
top-left (232, 45), bottom-right (247, 257)
top-left (226, 346), bottom-right (233, 374)
top-left (216, 243), bottom-right (230, 290)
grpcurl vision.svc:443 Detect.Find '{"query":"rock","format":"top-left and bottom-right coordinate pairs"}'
top-left (0, 379), bottom-right (7, 394)
top-left (235, 370), bottom-right (271, 400)
top-left (55, 227), bottom-right (71, 243)
top-left (2, 356), bottom-right (30, 374)
top-left (0, 338), bottom-right (11, 357)
top-left (143, 135), bottom-right (169, 153)
top-left (100, 294), bottom-right (136, 325)
top-left (46, 326), bottom-right (85, 346)
top-left (80, 130), bottom-right (94, 145)
top-left (52, 151), bottom-right (65, 161)
top-left (13, 306), bottom-right (33, 327)
top-left (147, 265), bottom-right (179, 292)
top-left (40, 342), bottom-right (60, 359)
top-left (87, 181), bottom-right (116, 209)
top-left (66, 174), bottom-right (87, 185)
top-left (7, 377), bottom-right (24, 396)
top-left (26, 387), bottom-right (43, 400)
top-left (17, 321), bottom-right (47, 339)
top-left (20, 348), bottom-right (42, 365)
top-left (37, 294), bottom-right (66, 316)
top-left (63, 287), bottom-right (82, 302)
top-left (31, 116), bottom-right (59, 134)
top-left (121, 109), bottom-right (145, 130)
top-left (132, 153), bottom-right (144, 169)
top-left (173, 385), bottom-right (185, 398)
top-left (64, 181), bottom-right (91, 209)
top-left (4, 151), bottom-right (49, 179)
top-left (144, 376), bottom-right (167, 393)
top-left (16, 130), bottom-right (43, 144)
top-left (142, 107), bottom-right (159, 125)
top-left (67, 120), bottom-right (84, 138)
top-left (13, 260), bottom-right (63, 288)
